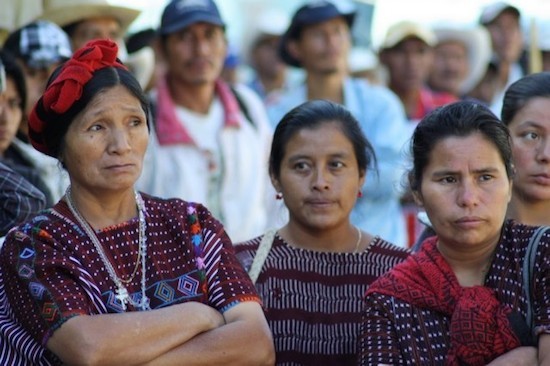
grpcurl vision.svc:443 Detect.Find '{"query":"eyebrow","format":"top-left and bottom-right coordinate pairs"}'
top-left (287, 151), bottom-right (351, 161)
top-left (431, 167), bottom-right (501, 177)
top-left (516, 120), bottom-right (544, 128)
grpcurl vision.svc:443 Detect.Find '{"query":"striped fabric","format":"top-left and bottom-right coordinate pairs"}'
top-left (0, 162), bottom-right (46, 236)
top-left (234, 234), bottom-right (409, 365)
top-left (0, 195), bottom-right (259, 364)
top-left (358, 220), bottom-right (550, 365)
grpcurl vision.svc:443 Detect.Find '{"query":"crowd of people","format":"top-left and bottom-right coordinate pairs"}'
top-left (0, 0), bottom-right (549, 364)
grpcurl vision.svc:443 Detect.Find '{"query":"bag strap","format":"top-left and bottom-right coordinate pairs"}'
top-left (229, 85), bottom-right (256, 129)
top-left (523, 225), bottom-right (550, 330)
top-left (248, 229), bottom-right (276, 284)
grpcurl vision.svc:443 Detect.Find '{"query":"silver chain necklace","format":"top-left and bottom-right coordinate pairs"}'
top-left (65, 187), bottom-right (151, 311)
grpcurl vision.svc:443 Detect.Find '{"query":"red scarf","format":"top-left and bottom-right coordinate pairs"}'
top-left (154, 77), bottom-right (241, 146)
top-left (366, 237), bottom-right (521, 365)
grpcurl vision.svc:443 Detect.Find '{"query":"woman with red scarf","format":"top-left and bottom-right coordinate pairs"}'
top-left (358, 101), bottom-right (549, 365)
top-left (0, 39), bottom-right (274, 365)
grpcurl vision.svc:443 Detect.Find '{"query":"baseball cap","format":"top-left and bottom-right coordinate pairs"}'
top-left (379, 21), bottom-right (437, 50)
top-left (479, 2), bottom-right (520, 25)
top-left (159, 0), bottom-right (225, 36)
top-left (4, 20), bottom-right (72, 69)
top-left (279, 0), bottom-right (355, 67)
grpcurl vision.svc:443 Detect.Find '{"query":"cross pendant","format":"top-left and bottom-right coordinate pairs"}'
top-left (115, 286), bottom-right (130, 311)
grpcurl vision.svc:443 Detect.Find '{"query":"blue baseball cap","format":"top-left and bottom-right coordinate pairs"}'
top-left (279, 0), bottom-right (355, 67)
top-left (159, 0), bottom-right (225, 36)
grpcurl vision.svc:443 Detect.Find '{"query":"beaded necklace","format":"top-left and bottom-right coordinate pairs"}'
top-left (65, 187), bottom-right (151, 311)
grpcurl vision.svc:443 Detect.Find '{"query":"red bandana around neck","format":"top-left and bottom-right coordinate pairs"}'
top-left (154, 77), bottom-right (241, 146)
top-left (366, 236), bottom-right (521, 366)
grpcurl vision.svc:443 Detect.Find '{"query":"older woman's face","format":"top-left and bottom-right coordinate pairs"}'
top-left (507, 97), bottom-right (550, 202)
top-left (415, 133), bottom-right (512, 250)
top-left (0, 77), bottom-right (23, 156)
top-left (62, 85), bottom-right (148, 195)
top-left (271, 122), bottom-right (365, 232)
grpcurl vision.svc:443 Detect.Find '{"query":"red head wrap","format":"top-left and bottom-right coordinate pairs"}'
top-left (28, 39), bottom-right (127, 157)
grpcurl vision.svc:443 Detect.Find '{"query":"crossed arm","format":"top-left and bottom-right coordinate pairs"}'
top-left (47, 301), bottom-right (275, 366)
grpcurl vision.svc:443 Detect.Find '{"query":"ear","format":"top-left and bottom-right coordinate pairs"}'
top-left (287, 40), bottom-right (301, 63)
top-left (411, 189), bottom-right (424, 208)
top-left (358, 169), bottom-right (366, 188)
top-left (270, 172), bottom-right (282, 195)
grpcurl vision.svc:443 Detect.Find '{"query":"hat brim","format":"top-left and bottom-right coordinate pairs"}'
top-left (480, 4), bottom-right (520, 25)
top-left (40, 5), bottom-right (140, 32)
top-left (279, 12), bottom-right (355, 68)
top-left (159, 12), bottom-right (225, 35)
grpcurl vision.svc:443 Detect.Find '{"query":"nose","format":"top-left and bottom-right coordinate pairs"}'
top-left (311, 167), bottom-right (330, 191)
top-left (536, 137), bottom-right (550, 163)
top-left (456, 179), bottom-right (479, 208)
top-left (108, 128), bottom-right (131, 154)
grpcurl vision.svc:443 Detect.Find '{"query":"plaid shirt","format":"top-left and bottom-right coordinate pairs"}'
top-left (0, 162), bottom-right (46, 236)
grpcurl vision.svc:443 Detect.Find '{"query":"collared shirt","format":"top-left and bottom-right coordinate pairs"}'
top-left (267, 78), bottom-right (411, 247)
top-left (0, 162), bottom-right (46, 236)
top-left (408, 87), bottom-right (458, 122)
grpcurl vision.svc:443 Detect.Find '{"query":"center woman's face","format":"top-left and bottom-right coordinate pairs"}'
top-left (272, 121), bottom-right (365, 232)
top-left (62, 85), bottom-right (148, 195)
top-left (416, 133), bottom-right (512, 250)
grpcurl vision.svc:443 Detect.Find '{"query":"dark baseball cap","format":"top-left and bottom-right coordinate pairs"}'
top-left (159, 0), bottom-right (225, 36)
top-left (279, 0), bottom-right (355, 67)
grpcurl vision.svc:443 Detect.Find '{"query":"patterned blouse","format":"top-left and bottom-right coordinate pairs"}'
top-left (234, 233), bottom-right (410, 366)
top-left (358, 220), bottom-right (550, 365)
top-left (0, 194), bottom-right (259, 365)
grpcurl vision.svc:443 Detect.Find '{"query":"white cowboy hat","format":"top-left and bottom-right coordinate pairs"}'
top-left (433, 26), bottom-right (492, 95)
top-left (39, 0), bottom-right (140, 32)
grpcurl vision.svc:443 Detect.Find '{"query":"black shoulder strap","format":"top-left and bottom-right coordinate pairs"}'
top-left (229, 85), bottom-right (255, 129)
top-left (523, 225), bottom-right (550, 330)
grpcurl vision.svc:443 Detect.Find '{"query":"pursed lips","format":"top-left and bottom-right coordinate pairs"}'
top-left (530, 172), bottom-right (550, 185)
top-left (454, 216), bottom-right (484, 226)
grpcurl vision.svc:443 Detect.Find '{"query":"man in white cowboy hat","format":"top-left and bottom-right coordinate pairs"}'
top-left (136, 0), bottom-right (274, 243)
top-left (268, 0), bottom-right (411, 248)
top-left (428, 25), bottom-right (492, 98)
top-left (38, 0), bottom-right (140, 57)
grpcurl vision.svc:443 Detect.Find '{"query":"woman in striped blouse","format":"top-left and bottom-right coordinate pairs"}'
top-left (235, 100), bottom-right (410, 365)
top-left (359, 101), bottom-right (547, 365)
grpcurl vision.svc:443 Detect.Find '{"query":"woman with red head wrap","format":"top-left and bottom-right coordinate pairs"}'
top-left (0, 39), bottom-right (274, 365)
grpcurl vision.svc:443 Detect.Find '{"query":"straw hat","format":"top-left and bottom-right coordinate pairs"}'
top-left (39, 0), bottom-right (140, 32)
top-left (433, 26), bottom-right (492, 95)
top-left (380, 21), bottom-right (436, 50)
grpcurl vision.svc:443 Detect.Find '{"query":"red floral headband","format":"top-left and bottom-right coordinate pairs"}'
top-left (28, 39), bottom-right (127, 156)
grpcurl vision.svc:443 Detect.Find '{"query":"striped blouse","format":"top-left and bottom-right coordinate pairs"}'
top-left (0, 195), bottom-right (259, 365)
top-left (234, 233), bottom-right (409, 365)
top-left (358, 220), bottom-right (550, 365)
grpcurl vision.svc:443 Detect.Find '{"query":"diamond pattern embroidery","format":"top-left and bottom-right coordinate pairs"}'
top-left (29, 282), bottom-right (46, 299)
top-left (178, 275), bottom-right (199, 296)
top-left (155, 282), bottom-right (175, 303)
top-left (42, 303), bottom-right (58, 322)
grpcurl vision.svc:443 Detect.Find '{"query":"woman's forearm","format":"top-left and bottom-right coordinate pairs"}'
top-left (140, 302), bottom-right (275, 366)
top-left (47, 301), bottom-right (225, 365)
